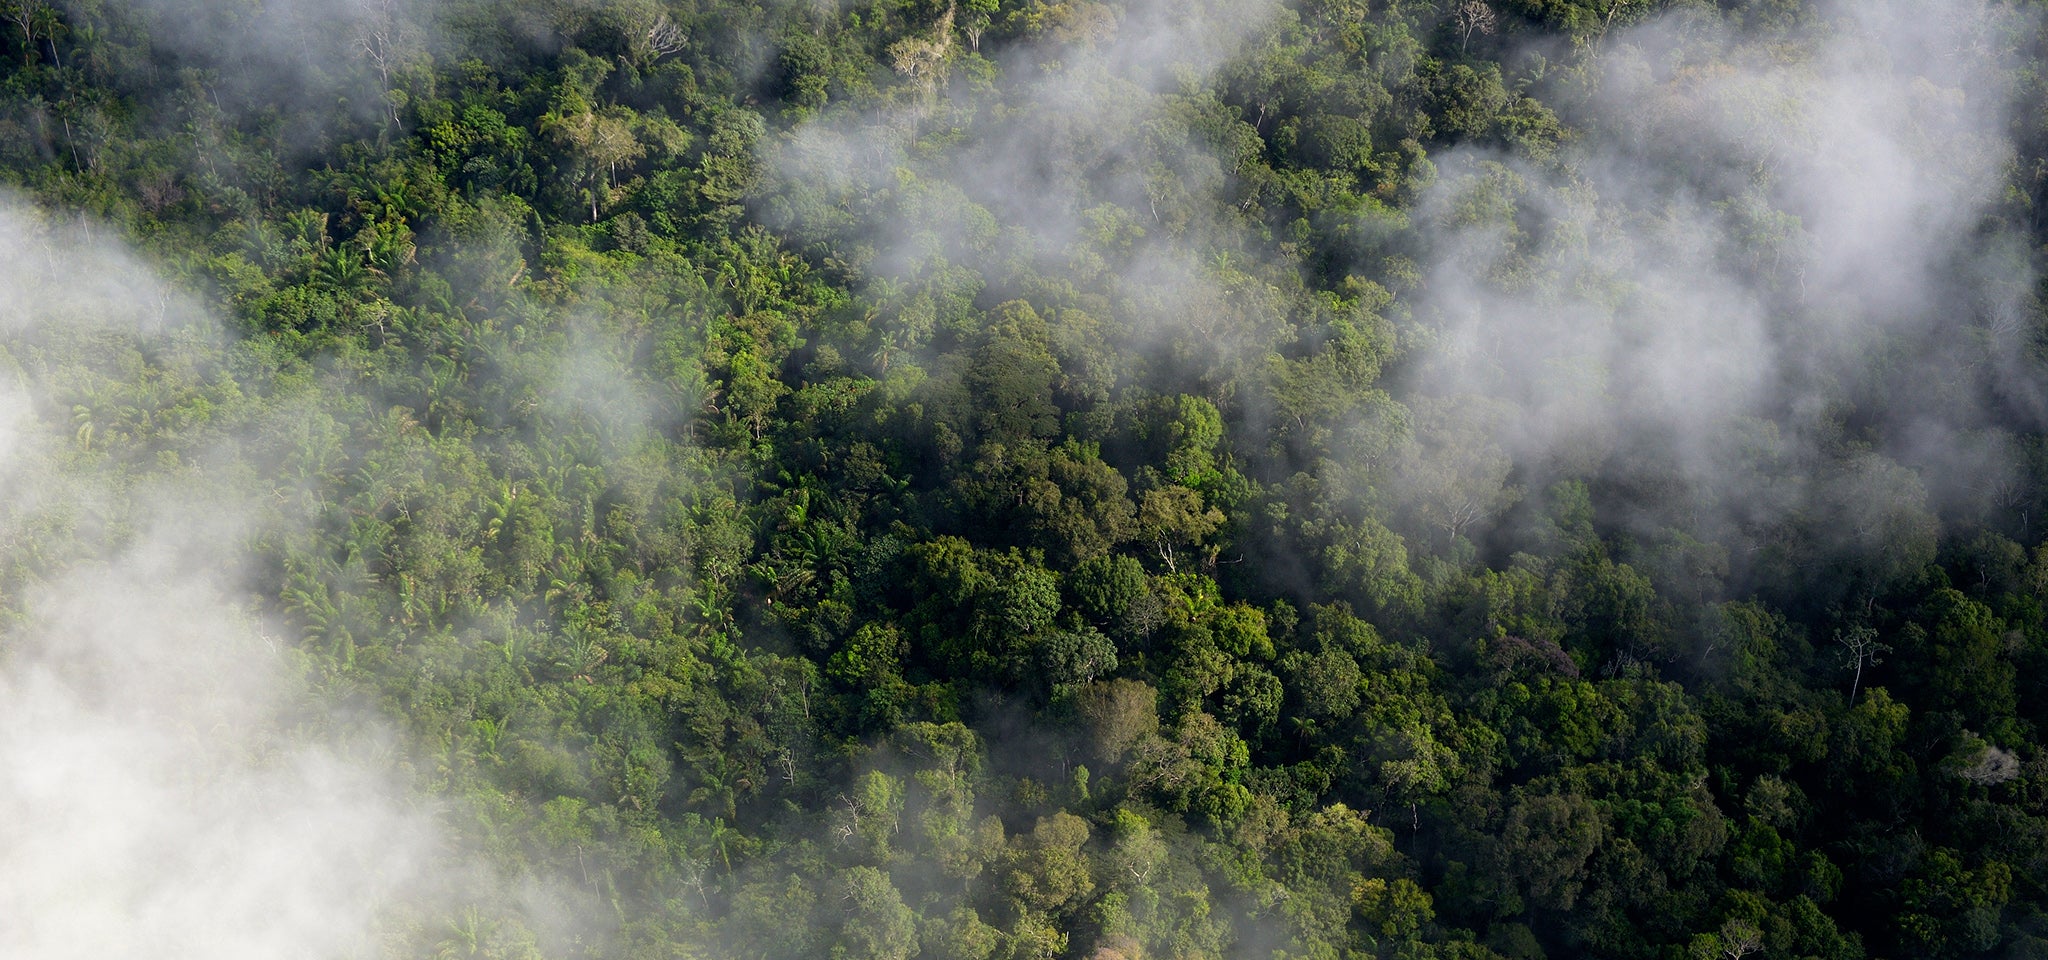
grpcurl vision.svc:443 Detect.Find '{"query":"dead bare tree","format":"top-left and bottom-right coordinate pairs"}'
top-left (6, 0), bottom-right (46, 68)
top-left (889, 2), bottom-right (956, 113)
top-left (1598, 0), bottom-right (1643, 44)
top-left (353, 0), bottom-right (407, 129)
top-left (1837, 625), bottom-right (1890, 704)
top-left (1454, 0), bottom-right (1496, 54)
top-left (1956, 743), bottom-right (2021, 786)
top-left (645, 13), bottom-right (687, 61)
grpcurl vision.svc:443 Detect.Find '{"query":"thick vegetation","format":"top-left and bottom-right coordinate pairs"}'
top-left (4, 0), bottom-right (2048, 958)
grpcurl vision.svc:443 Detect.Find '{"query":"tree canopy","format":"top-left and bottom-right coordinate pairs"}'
top-left (4, 0), bottom-right (2048, 957)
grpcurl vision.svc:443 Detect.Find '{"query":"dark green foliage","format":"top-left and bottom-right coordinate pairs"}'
top-left (4, 1), bottom-right (2047, 958)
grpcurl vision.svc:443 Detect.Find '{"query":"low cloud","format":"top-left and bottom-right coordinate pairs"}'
top-left (1393, 0), bottom-right (2040, 552)
top-left (0, 190), bottom-right (499, 959)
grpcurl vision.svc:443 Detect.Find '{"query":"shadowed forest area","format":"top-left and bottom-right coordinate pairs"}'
top-left (4, 0), bottom-right (2048, 957)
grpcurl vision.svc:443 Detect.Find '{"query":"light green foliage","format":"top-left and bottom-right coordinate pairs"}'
top-left (4, 2), bottom-right (2047, 960)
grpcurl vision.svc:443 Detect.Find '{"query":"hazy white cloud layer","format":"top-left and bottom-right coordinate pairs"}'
top-left (768, 0), bottom-right (1286, 363)
top-left (1, 0), bottom-right (2038, 950)
top-left (0, 197), bottom-right (436, 959)
top-left (0, 548), bottom-right (430, 959)
top-left (0, 204), bottom-right (205, 333)
top-left (1407, 0), bottom-right (2037, 513)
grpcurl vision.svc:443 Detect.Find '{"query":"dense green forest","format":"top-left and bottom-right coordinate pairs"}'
top-left (4, 0), bottom-right (2048, 957)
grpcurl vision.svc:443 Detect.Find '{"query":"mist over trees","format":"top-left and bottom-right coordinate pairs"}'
top-left (4, 0), bottom-right (2048, 958)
